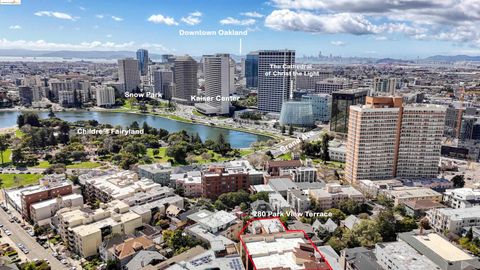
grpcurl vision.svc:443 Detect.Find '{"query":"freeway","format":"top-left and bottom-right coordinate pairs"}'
top-left (0, 208), bottom-right (68, 270)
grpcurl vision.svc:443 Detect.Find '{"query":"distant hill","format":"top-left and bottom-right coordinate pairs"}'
top-left (375, 58), bottom-right (414, 64)
top-left (425, 55), bottom-right (480, 62)
top-left (0, 49), bottom-right (164, 60)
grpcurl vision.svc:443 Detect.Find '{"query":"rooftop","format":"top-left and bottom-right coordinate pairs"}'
top-left (432, 206), bottom-right (480, 220)
top-left (198, 210), bottom-right (237, 230)
top-left (376, 240), bottom-right (440, 270)
top-left (413, 233), bottom-right (473, 262)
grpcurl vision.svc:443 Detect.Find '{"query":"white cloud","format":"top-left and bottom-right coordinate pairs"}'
top-left (34, 11), bottom-right (75, 21)
top-left (268, 0), bottom-right (480, 47)
top-left (111, 16), bottom-right (123, 21)
top-left (9, 25), bottom-right (22, 30)
top-left (96, 14), bottom-right (104, 19)
top-left (147, 14), bottom-right (179, 25)
top-left (220, 17), bottom-right (256, 26)
top-left (190, 11), bottom-right (202, 17)
top-left (106, 34), bottom-right (112, 38)
top-left (79, 6), bottom-right (86, 11)
top-left (0, 39), bottom-right (174, 52)
top-left (181, 11), bottom-right (202, 25)
top-left (265, 10), bottom-right (381, 34)
top-left (241, 11), bottom-right (264, 18)
top-left (374, 36), bottom-right (388, 40)
top-left (331, 40), bottom-right (346, 46)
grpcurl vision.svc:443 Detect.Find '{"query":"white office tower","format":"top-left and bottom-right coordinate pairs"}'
top-left (173, 55), bottom-right (198, 104)
top-left (229, 58), bottom-right (235, 94)
top-left (258, 50), bottom-right (295, 113)
top-left (95, 86), bottom-right (115, 107)
top-left (196, 54), bottom-right (231, 115)
top-left (153, 70), bottom-right (173, 99)
top-left (118, 58), bottom-right (140, 93)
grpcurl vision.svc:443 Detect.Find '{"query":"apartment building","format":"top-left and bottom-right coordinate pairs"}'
top-left (7, 174), bottom-right (75, 221)
top-left (265, 160), bottom-right (302, 177)
top-left (382, 187), bottom-right (442, 206)
top-left (375, 240), bottom-right (439, 270)
top-left (137, 163), bottom-right (172, 186)
top-left (443, 188), bottom-right (480, 208)
top-left (56, 200), bottom-right (142, 258)
top-left (287, 189), bottom-right (311, 213)
top-left (30, 193), bottom-right (83, 225)
top-left (345, 97), bottom-right (446, 183)
top-left (427, 206), bottom-right (480, 234)
top-left (308, 184), bottom-right (364, 210)
top-left (83, 171), bottom-right (160, 203)
top-left (172, 170), bottom-right (202, 197)
top-left (201, 166), bottom-right (249, 199)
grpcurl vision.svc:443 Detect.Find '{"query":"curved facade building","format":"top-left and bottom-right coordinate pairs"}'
top-left (279, 101), bottom-right (314, 127)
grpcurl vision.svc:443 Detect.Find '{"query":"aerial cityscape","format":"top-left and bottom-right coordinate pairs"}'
top-left (0, 0), bottom-right (480, 270)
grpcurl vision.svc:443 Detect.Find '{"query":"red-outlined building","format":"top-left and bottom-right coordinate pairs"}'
top-left (238, 217), bottom-right (333, 270)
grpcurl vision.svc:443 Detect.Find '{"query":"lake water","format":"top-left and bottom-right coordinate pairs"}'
top-left (0, 111), bottom-right (270, 148)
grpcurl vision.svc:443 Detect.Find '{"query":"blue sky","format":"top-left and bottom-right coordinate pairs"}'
top-left (1, 0), bottom-right (480, 58)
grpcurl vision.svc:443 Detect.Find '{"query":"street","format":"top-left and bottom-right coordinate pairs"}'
top-left (0, 207), bottom-right (68, 270)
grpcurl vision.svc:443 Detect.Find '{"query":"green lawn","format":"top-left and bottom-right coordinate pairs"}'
top-left (66, 161), bottom-right (101, 169)
top-left (239, 148), bottom-right (254, 156)
top-left (147, 147), bottom-right (170, 162)
top-left (0, 149), bottom-right (12, 165)
top-left (194, 150), bottom-right (229, 164)
top-left (277, 152), bottom-right (292, 160)
top-left (0, 174), bottom-right (43, 188)
top-left (34, 160), bottom-right (51, 168)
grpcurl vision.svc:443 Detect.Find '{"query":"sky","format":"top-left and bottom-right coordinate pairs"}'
top-left (0, 0), bottom-right (480, 58)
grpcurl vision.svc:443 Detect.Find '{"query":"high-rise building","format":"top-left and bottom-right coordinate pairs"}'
top-left (136, 49), bottom-right (149, 76)
top-left (18, 86), bottom-right (33, 105)
top-left (373, 77), bottom-right (396, 95)
top-left (153, 70), bottom-right (173, 99)
top-left (245, 52), bottom-right (258, 88)
top-left (330, 89), bottom-right (368, 134)
top-left (296, 70), bottom-right (333, 90)
top-left (258, 50), bottom-right (295, 113)
top-left (345, 97), bottom-right (446, 183)
top-left (172, 55), bottom-right (198, 104)
top-left (95, 86), bottom-right (116, 107)
top-left (314, 78), bottom-right (350, 94)
top-left (195, 54), bottom-right (232, 115)
top-left (118, 58), bottom-right (140, 93)
top-left (302, 93), bottom-right (331, 122)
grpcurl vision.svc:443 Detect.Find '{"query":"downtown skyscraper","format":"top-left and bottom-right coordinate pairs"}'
top-left (172, 55), bottom-right (198, 104)
top-left (136, 49), bottom-right (149, 76)
top-left (195, 53), bottom-right (232, 115)
top-left (257, 50), bottom-right (295, 113)
top-left (118, 58), bottom-right (141, 93)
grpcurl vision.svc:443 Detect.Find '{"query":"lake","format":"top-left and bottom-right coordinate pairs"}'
top-left (0, 110), bottom-right (270, 148)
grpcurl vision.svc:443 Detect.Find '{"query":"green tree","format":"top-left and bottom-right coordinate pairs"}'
top-left (321, 133), bottom-right (331, 161)
top-left (375, 209), bottom-right (397, 241)
top-left (281, 125), bottom-right (286, 134)
top-left (288, 125), bottom-right (294, 135)
top-left (452, 175), bottom-right (465, 188)
top-left (11, 148), bottom-right (24, 165)
top-left (466, 227), bottom-right (474, 241)
top-left (48, 108), bottom-right (56, 118)
top-left (214, 200), bottom-right (227, 210)
top-left (0, 135), bottom-right (8, 165)
top-left (250, 191), bottom-right (269, 202)
top-left (347, 220), bottom-right (382, 248)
